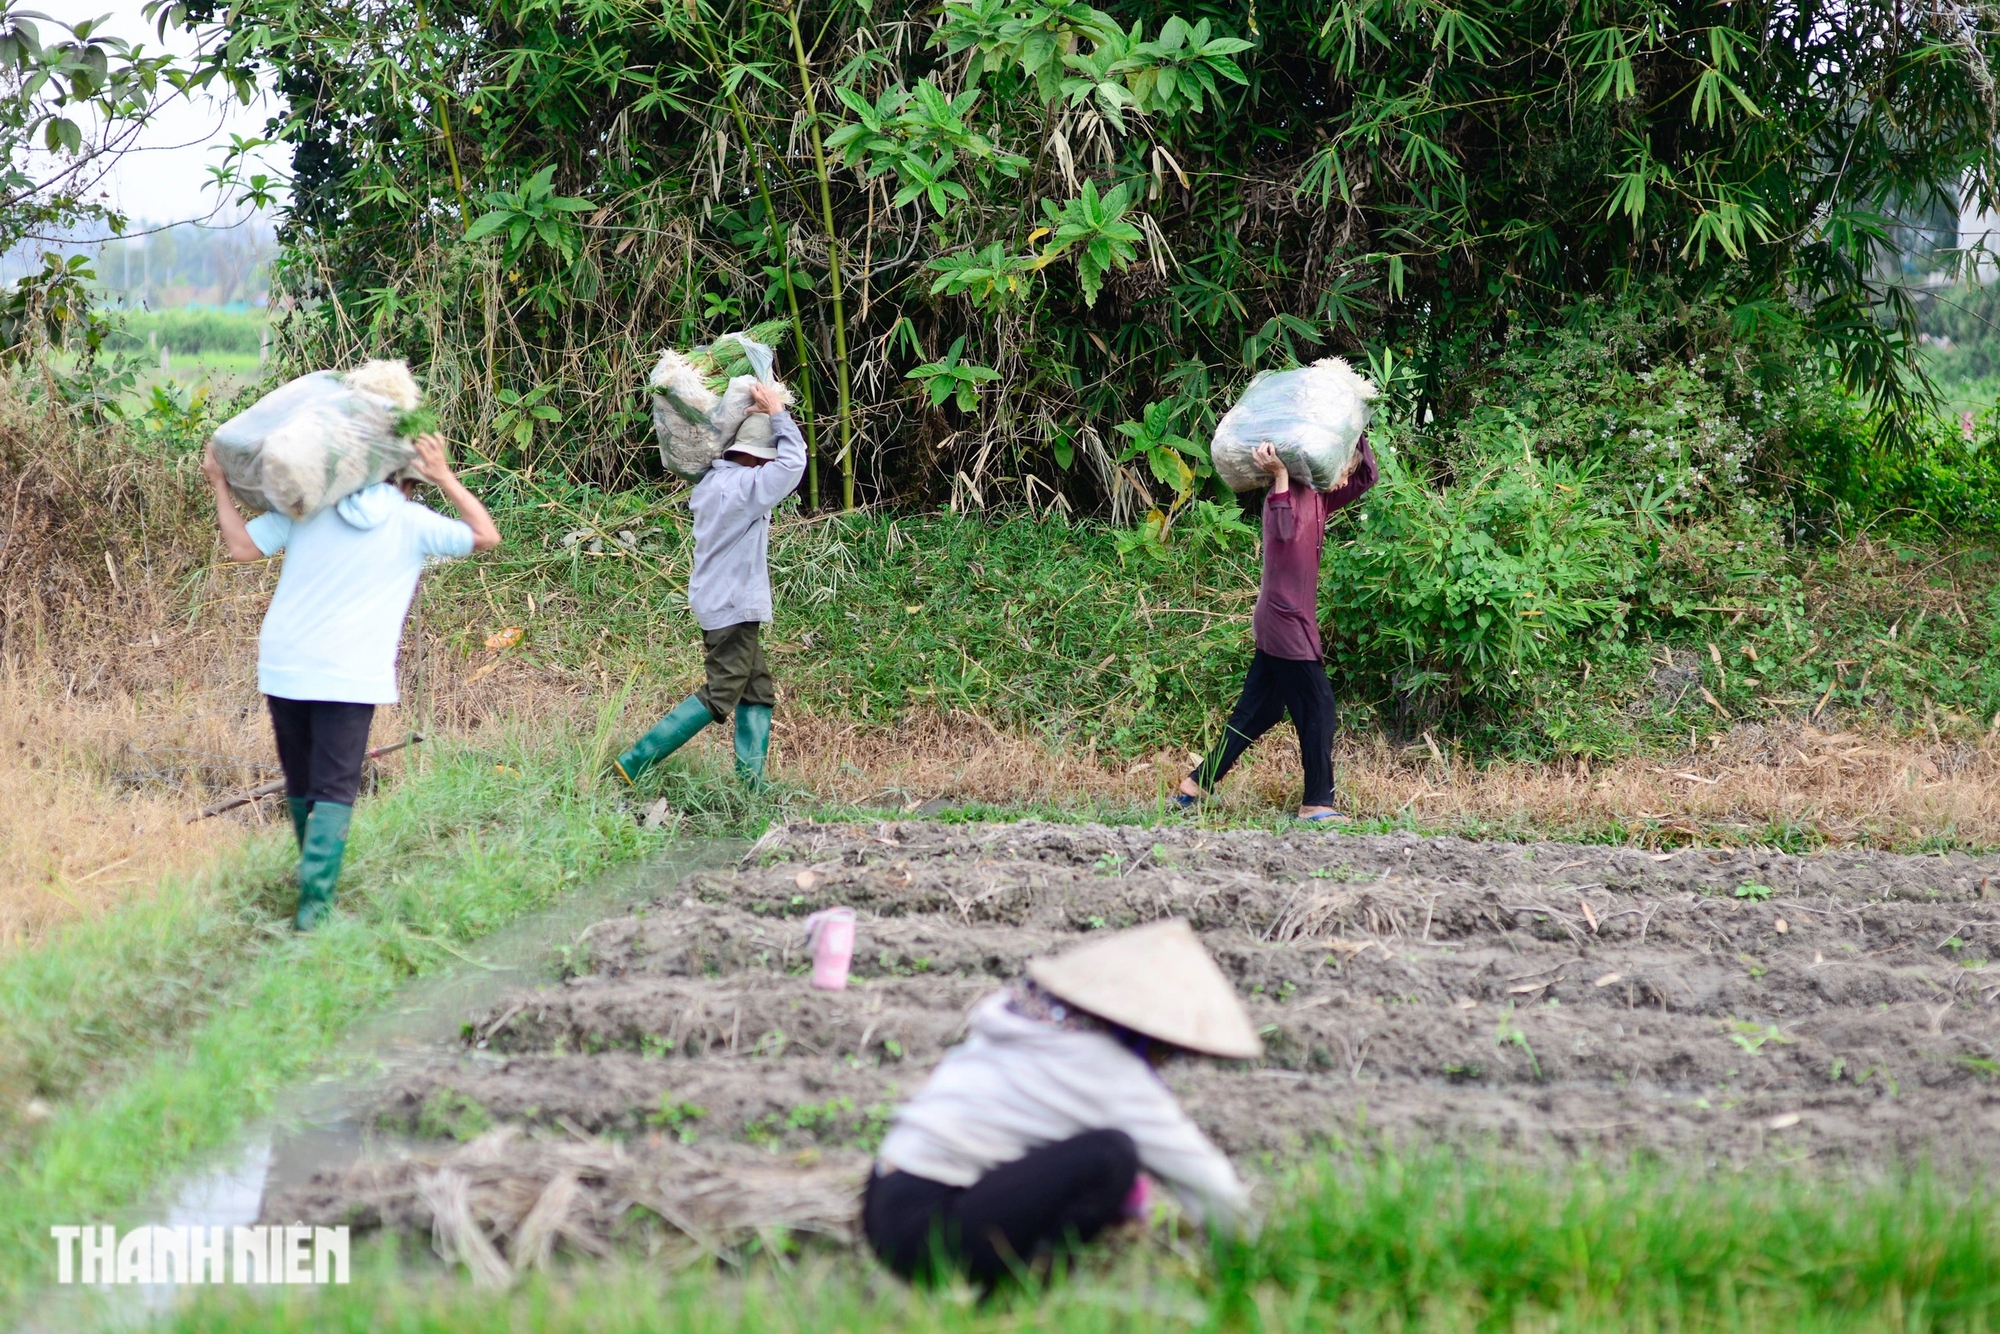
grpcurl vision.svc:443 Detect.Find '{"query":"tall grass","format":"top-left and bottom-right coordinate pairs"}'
top-left (153, 1155), bottom-right (2000, 1333)
top-left (0, 664), bottom-right (250, 947)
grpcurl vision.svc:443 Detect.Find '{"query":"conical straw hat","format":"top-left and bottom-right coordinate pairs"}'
top-left (1027, 919), bottom-right (1262, 1060)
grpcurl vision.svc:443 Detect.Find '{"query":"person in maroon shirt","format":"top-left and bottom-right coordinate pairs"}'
top-left (1176, 436), bottom-right (1378, 819)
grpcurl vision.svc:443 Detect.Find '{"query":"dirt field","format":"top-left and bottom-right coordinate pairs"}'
top-left (261, 819), bottom-right (2000, 1272)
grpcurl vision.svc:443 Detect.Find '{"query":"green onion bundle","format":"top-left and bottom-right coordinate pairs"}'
top-left (688, 318), bottom-right (791, 396)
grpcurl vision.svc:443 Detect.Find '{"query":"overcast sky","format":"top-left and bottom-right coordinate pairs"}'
top-left (37, 1), bottom-right (291, 230)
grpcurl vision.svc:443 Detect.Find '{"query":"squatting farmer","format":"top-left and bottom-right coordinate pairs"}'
top-left (864, 920), bottom-right (1254, 1289)
top-left (613, 380), bottom-right (803, 788)
top-left (1177, 436), bottom-right (1377, 821)
top-left (202, 433), bottom-right (501, 930)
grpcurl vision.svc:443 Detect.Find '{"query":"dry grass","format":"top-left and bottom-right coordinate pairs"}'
top-left (288, 1126), bottom-right (864, 1285)
top-left (0, 622), bottom-right (438, 950)
top-left (419, 649), bottom-right (2000, 848)
top-left (0, 393), bottom-right (256, 947)
top-left (1331, 721), bottom-right (2000, 847)
top-left (7, 598), bottom-right (1999, 951)
top-left (0, 667), bottom-right (249, 948)
top-left (767, 708), bottom-right (2000, 848)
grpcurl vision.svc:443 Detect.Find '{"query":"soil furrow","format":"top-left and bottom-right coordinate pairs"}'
top-left (262, 821), bottom-right (2000, 1263)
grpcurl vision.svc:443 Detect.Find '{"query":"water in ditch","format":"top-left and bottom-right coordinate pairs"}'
top-left (20, 841), bottom-right (742, 1332)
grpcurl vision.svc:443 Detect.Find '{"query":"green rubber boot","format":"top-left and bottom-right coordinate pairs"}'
top-left (613, 695), bottom-right (714, 784)
top-left (295, 801), bottom-right (352, 932)
top-left (734, 703), bottom-right (773, 788)
top-left (286, 797), bottom-right (311, 850)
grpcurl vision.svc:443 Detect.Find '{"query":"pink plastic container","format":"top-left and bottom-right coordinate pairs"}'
top-left (1123, 1171), bottom-right (1154, 1221)
top-left (804, 907), bottom-right (856, 990)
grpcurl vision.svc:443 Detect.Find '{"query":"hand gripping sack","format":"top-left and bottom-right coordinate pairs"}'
top-left (209, 361), bottom-right (423, 519)
top-left (648, 327), bottom-right (794, 482)
top-left (1209, 357), bottom-right (1377, 493)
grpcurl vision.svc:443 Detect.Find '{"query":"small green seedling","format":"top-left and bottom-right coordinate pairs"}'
top-left (647, 1098), bottom-right (707, 1143)
top-left (414, 1089), bottom-right (493, 1142)
top-left (1727, 1019), bottom-right (1792, 1053)
top-left (1735, 882), bottom-right (1775, 901)
top-left (1495, 1005), bottom-right (1542, 1080)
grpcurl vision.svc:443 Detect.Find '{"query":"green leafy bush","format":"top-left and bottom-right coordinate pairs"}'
top-left (1768, 390), bottom-right (2000, 536)
top-left (1817, 415), bottom-right (2000, 536)
top-left (1420, 289), bottom-right (1871, 520)
top-left (1320, 449), bottom-right (1646, 712)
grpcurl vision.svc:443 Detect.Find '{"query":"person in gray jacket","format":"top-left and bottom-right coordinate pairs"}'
top-left (865, 920), bottom-right (1255, 1288)
top-left (615, 381), bottom-right (804, 787)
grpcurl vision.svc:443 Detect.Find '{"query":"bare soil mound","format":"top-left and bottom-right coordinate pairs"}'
top-left (265, 820), bottom-right (2000, 1271)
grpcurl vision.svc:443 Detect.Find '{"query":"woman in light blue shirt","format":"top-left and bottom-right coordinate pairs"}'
top-left (202, 433), bottom-right (500, 929)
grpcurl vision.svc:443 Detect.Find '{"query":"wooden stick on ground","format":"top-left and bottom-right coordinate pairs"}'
top-left (187, 734), bottom-right (424, 822)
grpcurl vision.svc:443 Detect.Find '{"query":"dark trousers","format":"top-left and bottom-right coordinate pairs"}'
top-left (266, 696), bottom-right (376, 805)
top-left (1192, 650), bottom-right (1338, 807)
top-left (696, 621), bottom-right (776, 723)
top-left (863, 1130), bottom-right (1138, 1288)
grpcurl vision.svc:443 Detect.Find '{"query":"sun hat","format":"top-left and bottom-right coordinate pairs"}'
top-left (725, 434), bottom-right (779, 461)
top-left (1027, 919), bottom-right (1263, 1060)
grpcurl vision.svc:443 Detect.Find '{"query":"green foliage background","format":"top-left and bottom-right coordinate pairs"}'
top-left (66, 288), bottom-right (2000, 758)
top-left (149, 0), bottom-right (2000, 511)
top-left (7, 0), bottom-right (1999, 748)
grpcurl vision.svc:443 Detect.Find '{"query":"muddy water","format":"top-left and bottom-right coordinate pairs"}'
top-left (19, 843), bottom-right (738, 1332)
top-left (255, 820), bottom-right (2000, 1273)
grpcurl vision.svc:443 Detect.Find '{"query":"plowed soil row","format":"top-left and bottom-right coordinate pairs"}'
top-left (266, 821), bottom-right (2000, 1266)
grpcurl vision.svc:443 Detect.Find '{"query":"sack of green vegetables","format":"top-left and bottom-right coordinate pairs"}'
top-left (648, 319), bottom-right (794, 481)
top-left (209, 360), bottom-right (433, 519)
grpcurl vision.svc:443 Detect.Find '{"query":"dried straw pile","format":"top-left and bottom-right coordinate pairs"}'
top-left (265, 1125), bottom-right (866, 1284)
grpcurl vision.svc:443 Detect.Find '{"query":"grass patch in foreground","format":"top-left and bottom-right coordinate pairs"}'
top-left (0, 730), bottom-right (679, 1312)
top-left (157, 1155), bottom-right (2000, 1333)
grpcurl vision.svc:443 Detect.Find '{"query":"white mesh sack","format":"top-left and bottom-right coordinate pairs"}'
top-left (1209, 357), bottom-right (1377, 493)
top-left (648, 329), bottom-right (793, 482)
top-left (209, 363), bottom-right (424, 519)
